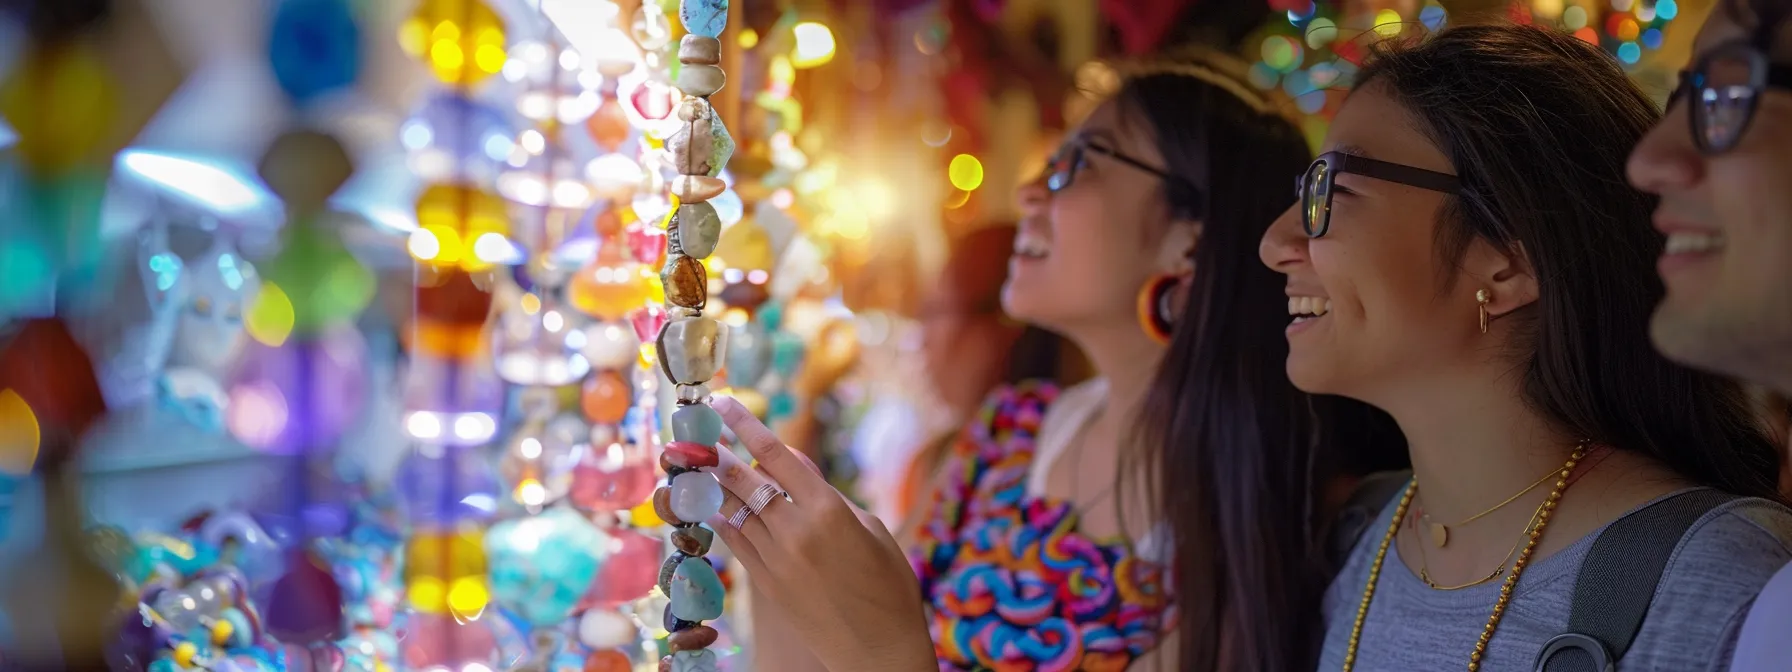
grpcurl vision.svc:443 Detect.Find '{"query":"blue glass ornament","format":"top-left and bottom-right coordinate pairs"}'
top-left (269, 0), bottom-right (362, 105)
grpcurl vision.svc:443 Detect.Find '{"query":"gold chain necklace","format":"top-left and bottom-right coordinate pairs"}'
top-left (1419, 465), bottom-right (1558, 548)
top-left (1341, 445), bottom-right (1586, 672)
top-left (1417, 499), bottom-right (1544, 591)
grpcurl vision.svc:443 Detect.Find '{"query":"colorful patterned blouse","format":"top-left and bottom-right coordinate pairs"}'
top-left (909, 381), bottom-right (1177, 672)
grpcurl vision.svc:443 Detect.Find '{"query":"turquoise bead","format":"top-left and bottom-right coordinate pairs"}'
top-left (670, 557), bottom-right (726, 621)
top-left (770, 332), bottom-right (805, 376)
top-left (484, 507), bottom-right (606, 627)
top-left (671, 403), bottom-right (724, 446)
top-left (768, 391), bottom-right (796, 420)
top-left (672, 649), bottom-right (721, 672)
top-left (679, 0), bottom-right (729, 38)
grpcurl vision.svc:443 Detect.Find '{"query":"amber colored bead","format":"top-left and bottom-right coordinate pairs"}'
top-left (583, 650), bottom-right (631, 672)
top-left (416, 269), bottom-right (495, 326)
top-left (668, 625), bottom-right (718, 652)
top-left (569, 248), bottom-right (656, 321)
top-left (587, 101), bottom-right (632, 152)
top-left (652, 486), bottom-right (683, 525)
top-left (720, 281), bottom-right (770, 313)
top-left (662, 255), bottom-right (708, 309)
top-left (580, 371), bottom-right (632, 424)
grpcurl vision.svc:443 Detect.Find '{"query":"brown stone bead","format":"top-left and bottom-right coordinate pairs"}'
top-left (677, 97), bottom-right (710, 123)
top-left (676, 64), bottom-right (726, 97)
top-left (678, 35), bottom-right (721, 65)
top-left (671, 526), bottom-right (714, 556)
top-left (583, 650), bottom-right (631, 672)
top-left (662, 255), bottom-right (708, 309)
top-left (652, 486), bottom-right (684, 525)
top-left (668, 625), bottom-right (719, 652)
top-left (720, 280), bottom-right (771, 313)
top-left (667, 117), bottom-right (715, 178)
top-left (659, 451), bottom-right (681, 475)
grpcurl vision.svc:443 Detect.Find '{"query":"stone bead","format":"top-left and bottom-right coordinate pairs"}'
top-left (671, 175), bottom-right (726, 203)
top-left (658, 656), bottom-right (672, 672)
top-left (663, 441), bottom-right (719, 470)
top-left (669, 472), bottom-right (724, 523)
top-left (677, 97), bottom-right (710, 123)
top-left (671, 648), bottom-right (720, 672)
top-left (678, 0), bottom-right (729, 38)
top-left (669, 555), bottom-right (726, 621)
top-left (673, 203), bottom-right (723, 258)
top-left (656, 316), bottom-right (728, 384)
top-left (678, 35), bottom-right (721, 65)
top-left (668, 116), bottom-right (715, 177)
top-left (662, 602), bottom-right (697, 632)
top-left (707, 116), bottom-right (734, 177)
top-left (659, 451), bottom-right (686, 477)
top-left (584, 650), bottom-right (632, 672)
top-left (658, 553), bottom-right (684, 596)
top-left (578, 610), bottom-right (638, 650)
top-left (652, 486), bottom-right (684, 525)
top-left (671, 526), bottom-right (713, 556)
top-left (661, 254), bottom-right (708, 310)
top-left (671, 403), bottom-right (724, 445)
top-left (676, 64), bottom-right (726, 98)
top-left (668, 625), bottom-right (719, 653)
top-left (670, 306), bottom-right (702, 319)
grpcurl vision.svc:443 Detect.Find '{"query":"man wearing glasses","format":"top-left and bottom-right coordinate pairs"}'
top-left (1628, 0), bottom-right (1792, 669)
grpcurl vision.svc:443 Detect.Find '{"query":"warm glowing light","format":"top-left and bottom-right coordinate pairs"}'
top-left (944, 189), bottom-right (972, 209)
top-left (1616, 17), bottom-right (1641, 42)
top-left (408, 228), bottom-right (443, 261)
top-left (246, 283), bottom-right (296, 346)
top-left (0, 389), bottom-right (41, 475)
top-left (1305, 18), bottom-right (1338, 48)
top-left (1372, 9), bottom-right (1405, 36)
top-left (521, 293), bottom-right (542, 315)
top-left (739, 29), bottom-right (759, 49)
top-left (446, 577), bottom-right (490, 617)
top-left (519, 437), bottom-right (543, 459)
top-left (406, 0), bottom-right (507, 86)
top-left (472, 232), bottom-right (514, 264)
top-left (948, 154), bottom-right (985, 191)
top-left (770, 56), bottom-right (797, 88)
top-left (792, 23), bottom-right (837, 69)
top-left (517, 480), bottom-right (547, 506)
top-left (1564, 6), bottom-right (1589, 29)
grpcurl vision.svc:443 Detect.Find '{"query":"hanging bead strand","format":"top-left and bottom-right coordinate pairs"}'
top-left (652, 2), bottom-right (732, 671)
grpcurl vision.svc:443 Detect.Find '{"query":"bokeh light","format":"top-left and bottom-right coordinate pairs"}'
top-left (1305, 18), bottom-right (1338, 48)
top-left (1261, 35), bottom-right (1303, 72)
top-left (1617, 41), bottom-right (1642, 64)
top-left (948, 154), bottom-right (984, 191)
top-left (0, 389), bottom-right (39, 476)
top-left (1373, 9), bottom-right (1406, 36)
top-left (247, 283), bottom-right (296, 346)
top-left (792, 22), bottom-right (836, 69)
top-left (1564, 6), bottom-right (1589, 29)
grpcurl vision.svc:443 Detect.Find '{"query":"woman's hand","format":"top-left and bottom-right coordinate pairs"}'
top-left (701, 395), bottom-right (937, 672)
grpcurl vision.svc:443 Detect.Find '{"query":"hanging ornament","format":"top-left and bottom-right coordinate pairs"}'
top-left (269, 0), bottom-right (362, 106)
top-left (225, 325), bottom-right (369, 454)
top-left (484, 507), bottom-right (609, 627)
top-left (498, 413), bottom-right (585, 508)
top-left (568, 243), bottom-right (657, 322)
top-left (399, 0), bottom-right (508, 88)
top-left (492, 278), bottom-right (591, 386)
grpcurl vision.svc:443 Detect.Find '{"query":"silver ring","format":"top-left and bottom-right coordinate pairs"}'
top-left (746, 483), bottom-right (785, 515)
top-left (726, 504), bottom-right (753, 530)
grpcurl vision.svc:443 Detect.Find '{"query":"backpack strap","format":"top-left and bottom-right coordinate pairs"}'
top-left (1534, 489), bottom-right (1741, 672)
top-left (1328, 469), bottom-right (1414, 570)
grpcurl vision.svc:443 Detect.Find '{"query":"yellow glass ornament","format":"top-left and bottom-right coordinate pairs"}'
top-left (402, 526), bottom-right (491, 618)
top-left (629, 498), bottom-right (663, 527)
top-left (413, 184), bottom-right (510, 272)
top-left (568, 247), bottom-right (656, 321)
top-left (400, 0), bottom-right (507, 88)
top-left (0, 45), bottom-right (119, 175)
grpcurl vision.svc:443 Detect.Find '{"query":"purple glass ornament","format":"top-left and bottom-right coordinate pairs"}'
top-left (404, 92), bottom-right (517, 183)
top-left (395, 444), bottom-right (501, 528)
top-left (263, 548), bottom-right (346, 645)
top-left (402, 354), bottom-right (505, 448)
top-left (225, 325), bottom-right (368, 455)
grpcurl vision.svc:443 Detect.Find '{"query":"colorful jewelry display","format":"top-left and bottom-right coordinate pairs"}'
top-left (650, 2), bottom-right (733, 670)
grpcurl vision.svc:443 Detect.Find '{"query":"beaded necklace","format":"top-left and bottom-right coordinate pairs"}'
top-left (1341, 444), bottom-right (1588, 672)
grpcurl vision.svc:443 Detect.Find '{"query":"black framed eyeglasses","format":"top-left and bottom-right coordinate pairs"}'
top-left (1043, 139), bottom-right (1207, 217)
top-left (1297, 151), bottom-right (1461, 238)
top-left (1667, 39), bottom-right (1792, 155)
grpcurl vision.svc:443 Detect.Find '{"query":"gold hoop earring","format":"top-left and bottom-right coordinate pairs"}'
top-left (1137, 274), bottom-right (1182, 345)
top-left (1476, 289), bottom-right (1491, 334)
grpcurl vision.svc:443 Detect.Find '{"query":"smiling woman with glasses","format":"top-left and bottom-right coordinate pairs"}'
top-left (701, 52), bottom-right (1404, 672)
top-left (1261, 24), bottom-right (1791, 672)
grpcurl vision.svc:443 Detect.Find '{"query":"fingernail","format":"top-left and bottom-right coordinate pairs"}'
top-left (710, 394), bottom-right (737, 411)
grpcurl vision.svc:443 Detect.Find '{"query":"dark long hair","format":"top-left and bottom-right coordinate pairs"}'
top-left (1126, 62), bottom-right (1405, 670)
top-left (1355, 25), bottom-right (1783, 498)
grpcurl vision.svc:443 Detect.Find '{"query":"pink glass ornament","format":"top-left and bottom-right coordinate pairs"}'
top-left (580, 530), bottom-right (661, 609)
top-left (628, 305), bottom-right (666, 344)
top-left (567, 441), bottom-right (656, 513)
top-left (399, 611), bottom-right (498, 669)
top-left (625, 223), bottom-right (666, 266)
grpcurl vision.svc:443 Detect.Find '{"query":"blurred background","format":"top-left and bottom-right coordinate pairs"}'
top-left (0, 0), bottom-right (1709, 669)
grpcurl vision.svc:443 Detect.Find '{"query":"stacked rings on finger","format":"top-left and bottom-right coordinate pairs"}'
top-left (648, 2), bottom-right (734, 671)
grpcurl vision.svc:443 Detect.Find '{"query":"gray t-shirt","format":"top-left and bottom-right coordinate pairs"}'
top-left (1317, 489), bottom-right (1792, 672)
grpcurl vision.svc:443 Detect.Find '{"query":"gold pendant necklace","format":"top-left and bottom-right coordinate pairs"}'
top-left (1417, 499), bottom-right (1544, 591)
top-left (1341, 444), bottom-right (1586, 672)
top-left (1419, 464), bottom-right (1559, 548)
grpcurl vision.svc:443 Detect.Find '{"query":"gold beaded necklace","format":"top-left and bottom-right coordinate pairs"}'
top-left (1341, 444), bottom-right (1587, 672)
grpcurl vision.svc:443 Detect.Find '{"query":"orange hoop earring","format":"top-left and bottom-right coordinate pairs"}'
top-left (1137, 274), bottom-right (1182, 345)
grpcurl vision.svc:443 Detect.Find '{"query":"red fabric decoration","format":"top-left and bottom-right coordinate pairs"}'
top-left (1101, 0), bottom-right (1198, 55)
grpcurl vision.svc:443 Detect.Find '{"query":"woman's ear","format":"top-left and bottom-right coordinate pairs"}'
top-left (1156, 222), bottom-right (1202, 276)
top-left (1464, 239), bottom-right (1538, 319)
